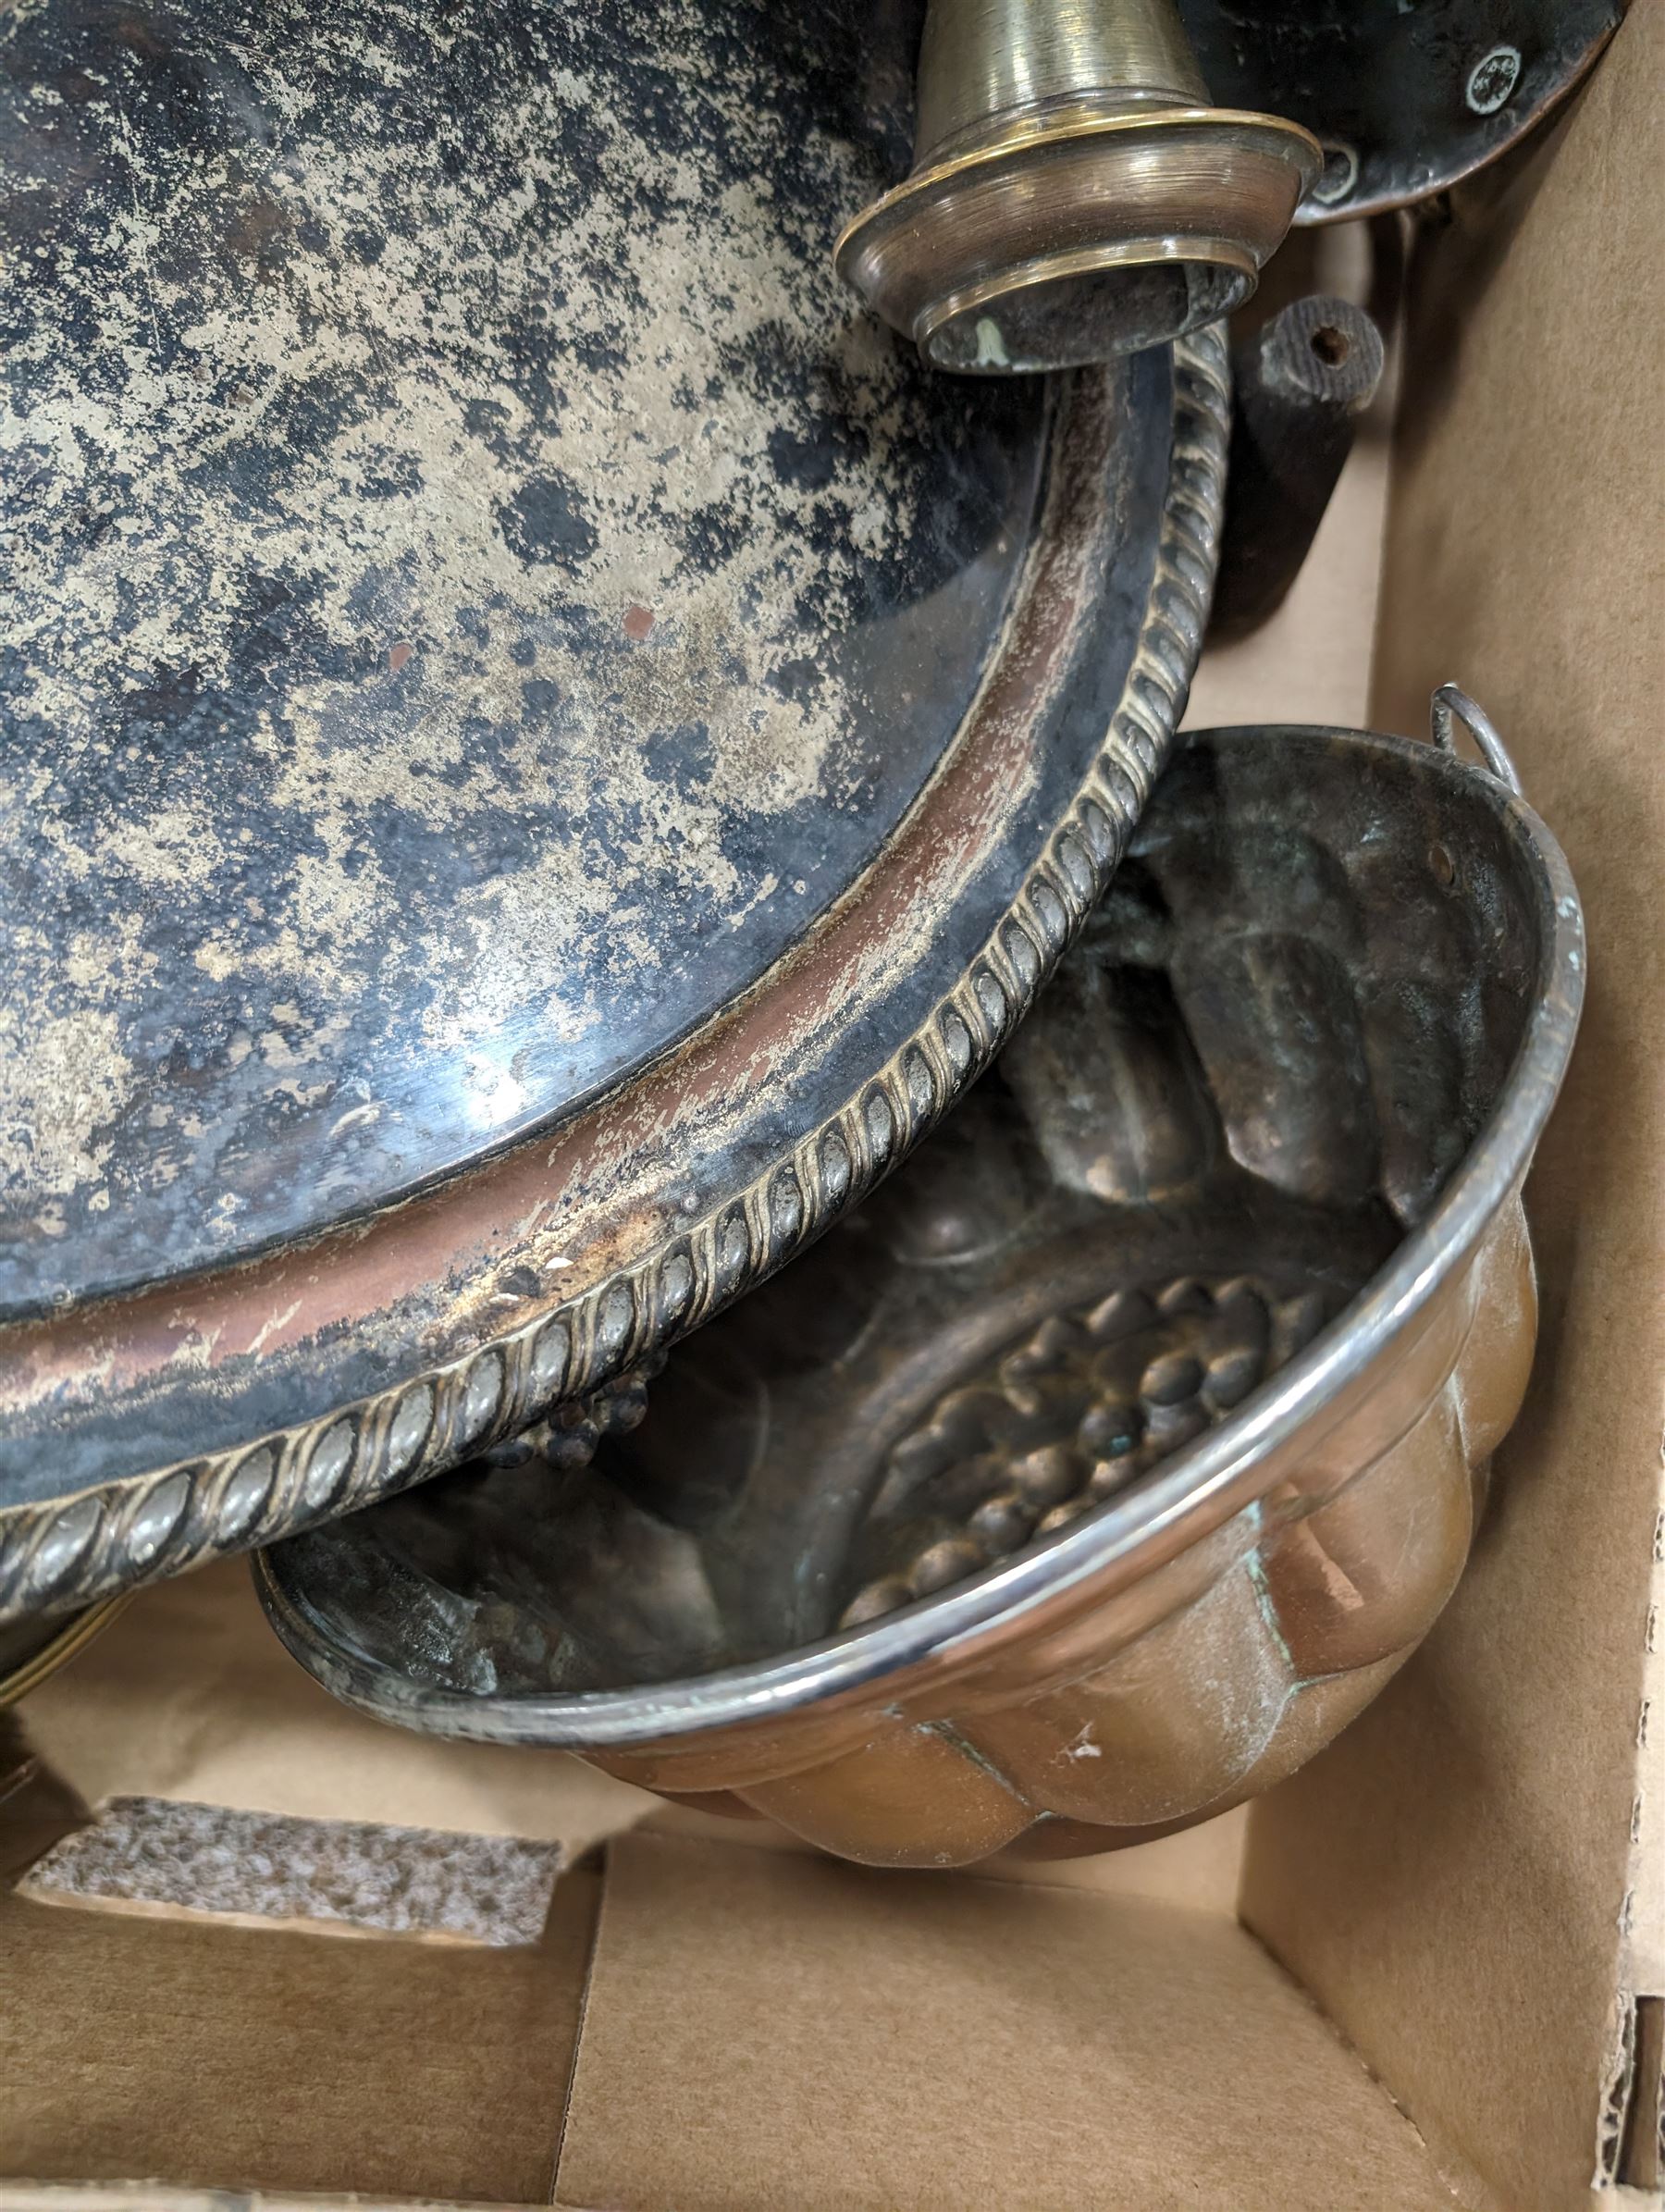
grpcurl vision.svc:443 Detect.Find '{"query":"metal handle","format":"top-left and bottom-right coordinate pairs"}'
top-left (1430, 684), bottom-right (1524, 797)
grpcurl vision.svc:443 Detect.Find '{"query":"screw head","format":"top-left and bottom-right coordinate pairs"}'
top-left (1467, 45), bottom-right (1523, 116)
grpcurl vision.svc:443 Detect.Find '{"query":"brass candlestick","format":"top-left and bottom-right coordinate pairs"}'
top-left (837, 0), bottom-right (1320, 374)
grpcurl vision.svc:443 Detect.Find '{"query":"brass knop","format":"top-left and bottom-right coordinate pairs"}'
top-left (836, 0), bottom-right (1320, 375)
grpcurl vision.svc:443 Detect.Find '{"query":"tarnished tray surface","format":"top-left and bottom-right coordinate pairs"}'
top-left (0, 0), bottom-right (1227, 1617)
top-left (3, 0), bottom-right (1042, 1316)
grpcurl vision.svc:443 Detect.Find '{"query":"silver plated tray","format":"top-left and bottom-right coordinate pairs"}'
top-left (0, 0), bottom-right (1227, 1623)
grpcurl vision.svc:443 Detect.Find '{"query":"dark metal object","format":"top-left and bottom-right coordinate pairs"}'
top-left (1180, 0), bottom-right (1623, 225)
top-left (833, 0), bottom-right (1617, 373)
top-left (259, 693), bottom-right (1584, 1868)
top-left (836, 0), bottom-right (1318, 372)
top-left (0, 0), bottom-right (1229, 1624)
top-left (1211, 295), bottom-right (1386, 640)
top-left (0, 1600), bottom-right (127, 1706)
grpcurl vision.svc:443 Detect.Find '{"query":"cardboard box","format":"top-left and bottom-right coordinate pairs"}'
top-left (2, 6), bottom-right (1659, 2204)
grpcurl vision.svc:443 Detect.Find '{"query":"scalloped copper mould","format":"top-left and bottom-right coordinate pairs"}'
top-left (260, 693), bottom-right (1584, 1867)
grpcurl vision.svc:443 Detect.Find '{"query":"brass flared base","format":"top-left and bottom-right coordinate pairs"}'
top-left (837, 105), bottom-right (1321, 373)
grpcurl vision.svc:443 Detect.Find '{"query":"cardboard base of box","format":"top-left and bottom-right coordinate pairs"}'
top-left (1, 1729), bottom-right (1456, 2212)
top-left (3, 6), bottom-right (1659, 2204)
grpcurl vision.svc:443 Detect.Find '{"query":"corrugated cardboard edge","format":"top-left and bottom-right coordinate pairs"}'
top-left (1243, 4), bottom-right (1665, 2201)
top-left (0, 2190), bottom-right (600, 2211)
top-left (1608, 1499), bottom-right (1665, 2193)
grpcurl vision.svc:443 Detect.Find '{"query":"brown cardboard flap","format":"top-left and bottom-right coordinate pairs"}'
top-left (1246, 7), bottom-right (1665, 2208)
top-left (556, 1829), bottom-right (1463, 2212)
top-left (0, 1819), bottom-right (597, 2206)
top-left (0, 2194), bottom-right (580, 2212)
top-left (1182, 214), bottom-right (1396, 741)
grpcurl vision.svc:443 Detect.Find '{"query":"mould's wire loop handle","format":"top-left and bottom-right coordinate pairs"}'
top-left (1431, 684), bottom-right (1524, 797)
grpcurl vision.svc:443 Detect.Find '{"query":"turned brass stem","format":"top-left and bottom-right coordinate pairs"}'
top-left (916, 0), bottom-right (1211, 154)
